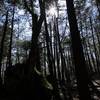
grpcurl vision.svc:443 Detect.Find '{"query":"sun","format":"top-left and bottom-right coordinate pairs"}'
top-left (48, 6), bottom-right (57, 17)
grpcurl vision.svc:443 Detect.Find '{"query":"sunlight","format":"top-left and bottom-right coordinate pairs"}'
top-left (18, 9), bottom-right (25, 15)
top-left (48, 6), bottom-right (57, 17)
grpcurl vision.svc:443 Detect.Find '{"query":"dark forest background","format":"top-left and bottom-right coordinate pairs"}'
top-left (0, 0), bottom-right (100, 100)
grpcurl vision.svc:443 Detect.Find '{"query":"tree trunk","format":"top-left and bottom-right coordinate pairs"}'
top-left (0, 11), bottom-right (9, 86)
top-left (23, 0), bottom-right (44, 75)
top-left (89, 16), bottom-right (100, 73)
top-left (7, 6), bottom-right (15, 67)
top-left (44, 16), bottom-right (54, 76)
top-left (66, 0), bottom-right (91, 99)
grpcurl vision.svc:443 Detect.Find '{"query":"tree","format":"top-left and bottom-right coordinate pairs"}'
top-left (7, 3), bottom-right (15, 67)
top-left (0, 10), bottom-right (9, 88)
top-left (66, 0), bottom-right (92, 99)
top-left (0, 0), bottom-right (100, 100)
top-left (22, 0), bottom-right (45, 76)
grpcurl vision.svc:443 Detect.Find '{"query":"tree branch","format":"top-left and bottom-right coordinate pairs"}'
top-left (23, 0), bottom-right (33, 14)
top-left (37, 0), bottom-right (45, 36)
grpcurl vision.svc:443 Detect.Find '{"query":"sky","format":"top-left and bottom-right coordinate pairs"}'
top-left (13, 0), bottom-right (67, 41)
top-left (0, 0), bottom-right (97, 42)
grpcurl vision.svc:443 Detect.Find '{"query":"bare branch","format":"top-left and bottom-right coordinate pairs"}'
top-left (23, 0), bottom-right (33, 14)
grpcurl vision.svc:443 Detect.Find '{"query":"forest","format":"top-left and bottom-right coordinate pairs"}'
top-left (0, 0), bottom-right (100, 100)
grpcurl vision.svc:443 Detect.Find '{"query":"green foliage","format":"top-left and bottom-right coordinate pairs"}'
top-left (14, 40), bottom-right (31, 61)
top-left (16, 40), bottom-right (31, 51)
top-left (62, 37), bottom-right (71, 45)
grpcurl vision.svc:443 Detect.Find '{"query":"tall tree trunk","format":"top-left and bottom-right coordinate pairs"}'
top-left (43, 4), bottom-right (62, 100)
top-left (79, 16), bottom-right (94, 74)
top-left (84, 19), bottom-right (96, 73)
top-left (24, 0), bottom-right (44, 75)
top-left (7, 6), bottom-right (15, 67)
top-left (44, 15), bottom-right (54, 76)
top-left (16, 18), bottom-right (20, 63)
top-left (66, 0), bottom-right (91, 99)
top-left (89, 16), bottom-right (100, 73)
top-left (43, 40), bottom-right (46, 76)
top-left (0, 11), bottom-right (9, 86)
top-left (54, 29), bottom-right (61, 84)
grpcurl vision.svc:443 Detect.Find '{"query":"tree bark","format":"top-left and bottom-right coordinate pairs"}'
top-left (23, 0), bottom-right (44, 75)
top-left (66, 0), bottom-right (91, 99)
top-left (7, 6), bottom-right (15, 67)
top-left (0, 11), bottom-right (9, 85)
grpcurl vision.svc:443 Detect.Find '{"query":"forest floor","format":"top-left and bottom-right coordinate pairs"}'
top-left (0, 79), bottom-right (100, 100)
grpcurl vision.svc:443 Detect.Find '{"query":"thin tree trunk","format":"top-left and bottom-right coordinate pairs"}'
top-left (7, 6), bottom-right (15, 67)
top-left (89, 16), bottom-right (100, 73)
top-left (0, 11), bottom-right (9, 86)
top-left (44, 14), bottom-right (54, 76)
top-left (16, 18), bottom-right (20, 63)
top-left (79, 16), bottom-right (94, 74)
top-left (43, 40), bottom-right (46, 76)
top-left (84, 19), bottom-right (97, 73)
